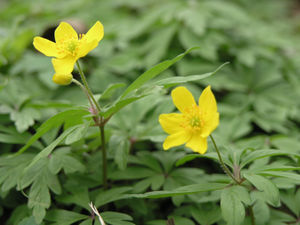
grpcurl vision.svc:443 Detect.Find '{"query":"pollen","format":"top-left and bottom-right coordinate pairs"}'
top-left (181, 105), bottom-right (204, 132)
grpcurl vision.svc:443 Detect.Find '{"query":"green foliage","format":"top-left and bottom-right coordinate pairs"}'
top-left (1, 0), bottom-right (300, 224)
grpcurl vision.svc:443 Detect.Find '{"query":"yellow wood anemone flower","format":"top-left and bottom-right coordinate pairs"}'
top-left (33, 21), bottom-right (104, 79)
top-left (159, 86), bottom-right (219, 154)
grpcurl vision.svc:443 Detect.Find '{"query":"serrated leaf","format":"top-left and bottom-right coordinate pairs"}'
top-left (0, 154), bottom-right (34, 192)
top-left (49, 149), bottom-right (85, 175)
top-left (10, 107), bottom-right (41, 133)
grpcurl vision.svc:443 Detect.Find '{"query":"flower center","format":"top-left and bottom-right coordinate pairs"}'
top-left (66, 40), bottom-right (78, 54)
top-left (56, 36), bottom-right (81, 57)
top-left (181, 105), bottom-right (203, 132)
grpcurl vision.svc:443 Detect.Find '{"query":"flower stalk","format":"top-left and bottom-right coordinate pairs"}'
top-left (209, 135), bottom-right (240, 184)
top-left (76, 61), bottom-right (108, 189)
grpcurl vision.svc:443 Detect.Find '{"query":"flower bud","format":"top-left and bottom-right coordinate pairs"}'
top-left (52, 73), bottom-right (73, 85)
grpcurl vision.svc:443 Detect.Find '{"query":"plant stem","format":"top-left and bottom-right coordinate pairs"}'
top-left (74, 62), bottom-right (108, 189)
top-left (99, 124), bottom-right (107, 189)
top-left (209, 135), bottom-right (240, 184)
top-left (249, 205), bottom-right (256, 225)
top-left (72, 79), bottom-right (94, 107)
top-left (76, 61), bottom-right (101, 113)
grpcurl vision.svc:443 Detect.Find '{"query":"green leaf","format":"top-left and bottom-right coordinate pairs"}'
top-left (99, 83), bottom-right (126, 101)
top-left (240, 149), bottom-right (298, 168)
top-left (101, 211), bottom-right (134, 225)
top-left (10, 107), bottom-right (41, 133)
top-left (23, 125), bottom-right (80, 173)
top-left (65, 120), bottom-right (91, 144)
top-left (95, 187), bottom-right (132, 207)
top-left (191, 204), bottom-right (222, 225)
top-left (15, 109), bottom-right (89, 155)
top-left (252, 197), bottom-right (270, 225)
top-left (244, 173), bottom-right (280, 207)
top-left (0, 154), bottom-right (34, 192)
top-left (127, 182), bottom-right (227, 198)
top-left (221, 186), bottom-right (245, 225)
top-left (18, 216), bottom-right (39, 225)
top-left (57, 186), bottom-right (90, 210)
top-left (154, 62), bottom-right (228, 88)
top-left (48, 148), bottom-right (85, 174)
top-left (100, 95), bottom-right (146, 118)
top-left (45, 210), bottom-right (88, 225)
top-left (109, 135), bottom-right (131, 170)
top-left (257, 171), bottom-right (300, 183)
top-left (120, 47), bottom-right (198, 98)
top-left (17, 157), bottom-right (61, 223)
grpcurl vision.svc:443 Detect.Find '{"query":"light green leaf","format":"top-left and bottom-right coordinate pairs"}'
top-left (24, 125), bottom-right (80, 173)
top-left (95, 187), bottom-right (132, 207)
top-left (65, 120), bottom-right (91, 144)
top-left (154, 62), bottom-right (228, 88)
top-left (15, 109), bottom-right (89, 155)
top-left (244, 173), bottom-right (280, 207)
top-left (240, 149), bottom-right (298, 168)
top-left (221, 186), bottom-right (245, 225)
top-left (49, 148), bottom-right (85, 175)
top-left (121, 47), bottom-right (198, 98)
top-left (18, 216), bottom-right (39, 225)
top-left (109, 135), bottom-right (131, 170)
top-left (10, 107), bottom-right (41, 133)
top-left (100, 95), bottom-right (146, 118)
top-left (127, 182), bottom-right (227, 198)
top-left (99, 83), bottom-right (126, 101)
top-left (45, 210), bottom-right (88, 225)
top-left (101, 211), bottom-right (134, 225)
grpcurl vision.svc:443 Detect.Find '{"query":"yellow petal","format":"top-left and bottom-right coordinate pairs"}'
top-left (52, 73), bottom-right (73, 85)
top-left (159, 113), bottom-right (184, 134)
top-left (33, 37), bottom-right (58, 57)
top-left (171, 86), bottom-right (196, 113)
top-left (163, 130), bottom-right (191, 150)
top-left (84, 21), bottom-right (104, 43)
top-left (198, 86), bottom-right (217, 114)
top-left (201, 112), bottom-right (219, 138)
top-left (77, 39), bottom-right (98, 58)
top-left (55, 22), bottom-right (78, 43)
top-left (52, 56), bottom-right (76, 74)
top-left (185, 133), bottom-right (208, 154)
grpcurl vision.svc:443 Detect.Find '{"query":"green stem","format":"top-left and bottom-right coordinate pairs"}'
top-left (209, 135), bottom-right (240, 184)
top-left (72, 79), bottom-right (94, 107)
top-left (249, 205), bottom-right (256, 225)
top-left (76, 61), bottom-right (101, 113)
top-left (99, 124), bottom-right (107, 189)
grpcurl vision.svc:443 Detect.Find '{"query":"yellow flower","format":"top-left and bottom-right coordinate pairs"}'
top-left (33, 21), bottom-right (104, 77)
top-left (159, 86), bottom-right (219, 154)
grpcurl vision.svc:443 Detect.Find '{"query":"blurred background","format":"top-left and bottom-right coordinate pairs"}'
top-left (1, 0), bottom-right (300, 223)
top-left (1, 0), bottom-right (300, 146)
